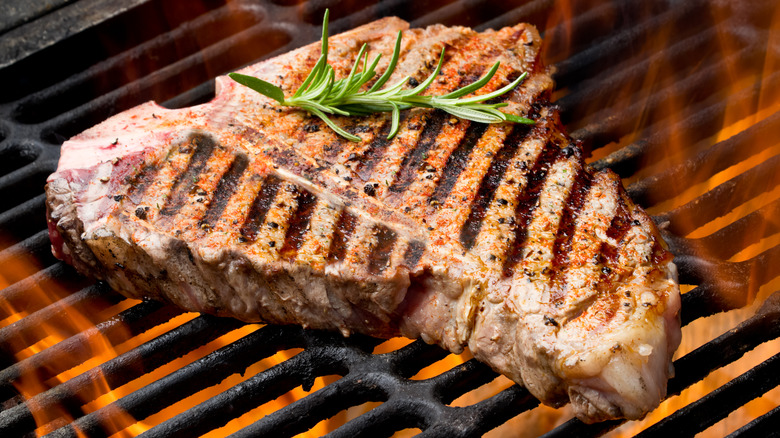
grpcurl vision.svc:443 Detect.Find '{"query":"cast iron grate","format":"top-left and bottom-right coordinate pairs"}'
top-left (0, 0), bottom-right (778, 436)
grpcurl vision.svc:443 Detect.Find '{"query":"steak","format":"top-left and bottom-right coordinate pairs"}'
top-left (45, 18), bottom-right (681, 423)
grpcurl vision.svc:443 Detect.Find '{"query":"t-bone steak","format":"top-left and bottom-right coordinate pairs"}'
top-left (45, 17), bottom-right (682, 423)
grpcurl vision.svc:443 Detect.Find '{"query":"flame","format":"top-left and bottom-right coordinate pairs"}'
top-left (3, 1), bottom-right (780, 436)
top-left (484, 0), bottom-right (780, 435)
top-left (0, 243), bottom-right (319, 437)
top-left (0, 244), bottom-right (140, 436)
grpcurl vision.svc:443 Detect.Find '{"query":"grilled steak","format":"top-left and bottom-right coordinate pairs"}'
top-left (45, 18), bottom-right (681, 423)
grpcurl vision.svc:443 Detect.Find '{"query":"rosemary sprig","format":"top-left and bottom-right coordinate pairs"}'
top-left (229, 10), bottom-right (533, 142)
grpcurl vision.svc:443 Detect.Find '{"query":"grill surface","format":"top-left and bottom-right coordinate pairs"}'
top-left (1, 0), bottom-right (779, 436)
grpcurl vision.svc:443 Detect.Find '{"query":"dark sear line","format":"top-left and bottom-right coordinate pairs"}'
top-left (327, 209), bottom-right (358, 262)
top-left (279, 189), bottom-right (319, 261)
top-left (428, 122), bottom-right (490, 206)
top-left (384, 66), bottom-right (491, 196)
top-left (367, 224), bottom-right (398, 275)
top-left (354, 33), bottom-right (479, 184)
top-left (549, 165), bottom-right (592, 285)
top-left (239, 175), bottom-right (281, 242)
top-left (125, 163), bottom-right (161, 204)
top-left (600, 195), bottom-right (635, 268)
top-left (387, 110), bottom-right (448, 194)
top-left (384, 24), bottom-right (533, 198)
top-left (321, 119), bottom-right (365, 161)
top-left (501, 143), bottom-right (563, 278)
top-left (160, 133), bottom-right (217, 216)
top-left (459, 122), bottom-right (536, 250)
top-left (427, 70), bottom-right (536, 209)
top-left (402, 240), bottom-right (426, 270)
top-left (201, 154), bottom-right (249, 227)
top-left (355, 119), bottom-right (393, 181)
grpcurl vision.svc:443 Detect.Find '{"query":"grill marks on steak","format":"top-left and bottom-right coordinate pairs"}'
top-left (201, 153), bottom-right (250, 228)
top-left (114, 131), bottom-right (415, 279)
top-left (279, 188), bottom-right (319, 261)
top-left (45, 18), bottom-right (680, 424)
top-left (239, 175), bottom-right (281, 242)
top-left (459, 119), bottom-right (538, 251)
top-left (369, 30), bottom-right (535, 207)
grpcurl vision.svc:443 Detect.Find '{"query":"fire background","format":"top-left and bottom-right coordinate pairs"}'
top-left (0, 0), bottom-right (778, 436)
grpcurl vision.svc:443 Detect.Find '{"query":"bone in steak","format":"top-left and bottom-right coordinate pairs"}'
top-left (45, 18), bottom-right (681, 423)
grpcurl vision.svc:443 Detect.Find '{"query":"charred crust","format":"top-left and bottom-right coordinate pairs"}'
top-left (303, 123), bottom-right (320, 133)
top-left (363, 183), bottom-right (378, 197)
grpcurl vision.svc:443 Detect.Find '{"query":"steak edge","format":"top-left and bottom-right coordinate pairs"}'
top-left (46, 17), bottom-right (681, 423)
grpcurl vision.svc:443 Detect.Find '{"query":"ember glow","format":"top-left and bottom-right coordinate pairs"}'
top-left (1, 0), bottom-right (779, 436)
top-left (0, 248), bottom-right (139, 436)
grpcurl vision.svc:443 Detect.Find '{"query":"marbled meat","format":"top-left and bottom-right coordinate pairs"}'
top-left (45, 17), bottom-right (681, 423)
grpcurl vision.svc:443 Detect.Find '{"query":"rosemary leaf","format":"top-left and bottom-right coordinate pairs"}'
top-left (368, 31), bottom-right (403, 93)
top-left (230, 9), bottom-right (534, 141)
top-left (440, 61), bottom-right (501, 99)
top-left (228, 73), bottom-right (285, 103)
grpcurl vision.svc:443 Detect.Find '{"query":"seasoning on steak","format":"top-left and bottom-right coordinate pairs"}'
top-left (45, 17), bottom-right (681, 423)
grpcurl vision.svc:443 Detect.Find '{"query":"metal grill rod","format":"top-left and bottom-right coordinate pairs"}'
top-left (540, 289), bottom-right (780, 437)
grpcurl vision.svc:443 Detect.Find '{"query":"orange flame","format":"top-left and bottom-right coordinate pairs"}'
top-left (0, 244), bottom-right (140, 436)
top-left (3, 1), bottom-right (780, 436)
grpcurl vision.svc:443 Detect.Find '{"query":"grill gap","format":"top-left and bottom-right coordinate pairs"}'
top-left (0, 0), bottom-right (778, 436)
top-left (11, 4), bottom-right (264, 126)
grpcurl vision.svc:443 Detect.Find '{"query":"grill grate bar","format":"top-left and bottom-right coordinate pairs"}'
top-left (37, 22), bottom-right (297, 143)
top-left (0, 262), bottom-right (90, 322)
top-left (541, 290), bottom-right (780, 438)
top-left (628, 107), bottom-right (780, 207)
top-left (691, 197), bottom-right (780, 261)
top-left (0, 0), bottom-right (778, 436)
top-left (11, 4), bottom-right (263, 126)
top-left (417, 386), bottom-right (540, 438)
top-left (0, 300), bottom-right (178, 403)
top-left (727, 404), bottom-right (780, 438)
top-left (44, 315), bottom-right (245, 438)
top-left (672, 243), bottom-right (778, 323)
top-left (568, 39), bottom-right (768, 154)
top-left (637, 352), bottom-right (780, 437)
top-left (0, 229), bottom-right (60, 269)
top-left (550, 0), bottom-right (713, 85)
top-left (589, 69), bottom-right (780, 177)
top-left (0, 193), bottom-right (47, 245)
top-left (656, 153), bottom-right (780, 237)
top-left (0, 282), bottom-right (122, 360)
top-left (237, 347), bottom-right (495, 437)
top-left (140, 329), bottom-right (378, 438)
top-left (0, 302), bottom-right (185, 436)
top-left (557, 22), bottom-right (724, 125)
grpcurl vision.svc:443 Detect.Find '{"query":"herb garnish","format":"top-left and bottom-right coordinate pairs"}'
top-left (229, 10), bottom-right (533, 142)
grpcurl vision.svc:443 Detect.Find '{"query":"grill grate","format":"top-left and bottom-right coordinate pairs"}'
top-left (1, 0), bottom-right (779, 436)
